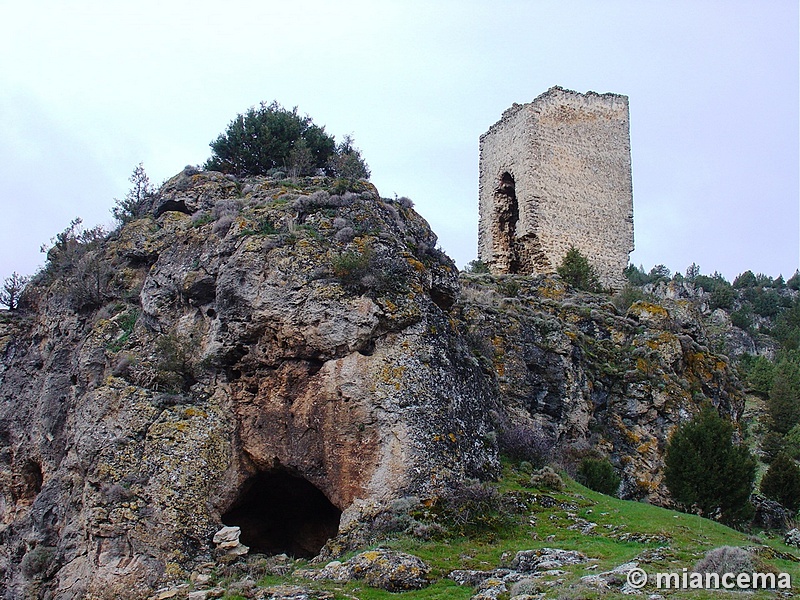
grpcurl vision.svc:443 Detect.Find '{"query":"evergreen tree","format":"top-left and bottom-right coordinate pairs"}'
top-left (0, 272), bottom-right (29, 310)
top-left (557, 246), bottom-right (600, 291)
top-left (733, 270), bottom-right (758, 288)
top-left (205, 101), bottom-right (337, 177)
top-left (767, 357), bottom-right (800, 434)
top-left (664, 404), bottom-right (756, 524)
top-left (648, 264), bottom-right (671, 282)
top-left (577, 457), bottom-right (621, 496)
top-left (624, 264), bottom-right (649, 286)
top-left (327, 134), bottom-right (370, 180)
top-left (760, 452), bottom-right (800, 513)
top-left (112, 163), bottom-right (154, 224)
top-left (787, 270), bottom-right (800, 291)
top-left (685, 263), bottom-right (700, 282)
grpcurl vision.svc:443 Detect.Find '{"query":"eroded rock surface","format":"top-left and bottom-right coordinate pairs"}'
top-left (0, 173), bottom-right (496, 598)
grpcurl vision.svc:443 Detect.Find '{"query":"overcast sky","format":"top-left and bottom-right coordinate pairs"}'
top-left (1, 1), bottom-right (797, 284)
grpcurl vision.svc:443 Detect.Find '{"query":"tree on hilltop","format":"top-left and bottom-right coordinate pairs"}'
top-left (112, 163), bottom-right (154, 224)
top-left (205, 101), bottom-right (369, 180)
top-left (0, 272), bottom-right (29, 310)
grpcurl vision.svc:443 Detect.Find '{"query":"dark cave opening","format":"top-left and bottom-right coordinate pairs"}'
top-left (221, 469), bottom-right (342, 558)
top-left (20, 460), bottom-right (43, 501)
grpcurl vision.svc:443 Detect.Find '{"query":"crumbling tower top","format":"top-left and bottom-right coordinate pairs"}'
top-left (478, 86), bottom-right (634, 289)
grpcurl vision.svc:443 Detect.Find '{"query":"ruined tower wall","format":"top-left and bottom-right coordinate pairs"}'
top-left (478, 87), bottom-right (634, 289)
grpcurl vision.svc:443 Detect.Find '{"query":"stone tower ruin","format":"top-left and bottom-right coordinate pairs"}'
top-left (478, 86), bottom-right (634, 289)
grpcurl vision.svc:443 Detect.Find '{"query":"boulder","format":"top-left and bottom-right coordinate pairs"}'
top-left (511, 548), bottom-right (588, 572)
top-left (785, 528), bottom-right (800, 548)
top-left (300, 549), bottom-right (430, 592)
top-left (750, 494), bottom-right (791, 531)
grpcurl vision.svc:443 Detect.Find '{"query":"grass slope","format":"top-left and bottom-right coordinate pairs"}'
top-left (219, 463), bottom-right (798, 599)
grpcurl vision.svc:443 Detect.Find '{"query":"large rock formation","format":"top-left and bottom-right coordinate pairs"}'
top-left (455, 275), bottom-right (744, 502)
top-left (0, 169), bottom-right (742, 598)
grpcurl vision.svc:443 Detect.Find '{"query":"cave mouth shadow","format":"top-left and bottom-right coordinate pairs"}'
top-left (221, 468), bottom-right (342, 559)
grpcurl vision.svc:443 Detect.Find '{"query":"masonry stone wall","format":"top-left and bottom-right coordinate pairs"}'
top-left (478, 86), bottom-right (634, 289)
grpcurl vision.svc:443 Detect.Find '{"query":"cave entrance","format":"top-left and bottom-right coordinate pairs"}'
top-left (221, 468), bottom-right (341, 558)
top-left (494, 172), bottom-right (520, 273)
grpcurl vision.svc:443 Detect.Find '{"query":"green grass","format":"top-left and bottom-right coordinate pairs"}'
top-left (106, 307), bottom-right (138, 352)
top-left (220, 462), bottom-right (799, 598)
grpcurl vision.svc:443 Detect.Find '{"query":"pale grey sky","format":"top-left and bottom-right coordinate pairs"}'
top-left (1, 0), bottom-right (797, 283)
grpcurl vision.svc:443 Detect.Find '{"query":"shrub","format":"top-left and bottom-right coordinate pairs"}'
top-left (464, 259), bottom-right (490, 274)
top-left (529, 466), bottom-right (564, 491)
top-left (155, 333), bottom-right (194, 391)
top-left (435, 481), bottom-right (511, 537)
top-left (333, 226), bottom-right (355, 244)
top-left (694, 546), bottom-right (755, 577)
top-left (497, 279), bottom-right (520, 298)
top-left (760, 452), bottom-right (800, 513)
top-left (730, 308), bottom-right (752, 331)
top-left (40, 217), bottom-right (106, 275)
top-left (612, 284), bottom-right (647, 312)
top-left (498, 422), bottom-right (553, 468)
top-left (191, 211), bottom-right (214, 227)
top-left (241, 216), bottom-right (277, 236)
top-left (370, 496), bottom-right (430, 539)
top-left (557, 246), bottom-right (600, 291)
top-left (212, 199), bottom-right (241, 220)
top-left (576, 457), bottom-right (620, 496)
top-left (510, 579), bottom-right (542, 597)
top-left (21, 545), bottom-right (56, 577)
top-left (212, 214), bottom-right (236, 236)
top-left (330, 244), bottom-right (408, 295)
top-left (36, 218), bottom-right (118, 308)
top-left (664, 404), bottom-right (756, 524)
top-left (327, 134), bottom-right (370, 180)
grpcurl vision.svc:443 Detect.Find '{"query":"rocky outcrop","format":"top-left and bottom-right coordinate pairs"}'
top-left (456, 275), bottom-right (744, 503)
top-left (0, 169), bottom-right (744, 597)
top-left (0, 172), bottom-right (497, 598)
